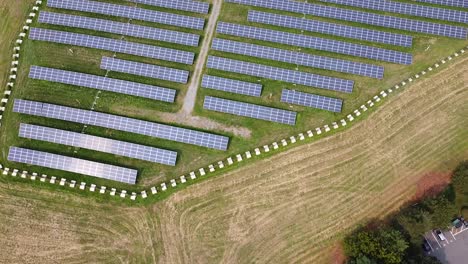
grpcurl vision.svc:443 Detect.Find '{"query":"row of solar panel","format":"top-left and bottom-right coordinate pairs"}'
top-left (19, 123), bottom-right (177, 166)
top-left (415, 0), bottom-right (468, 8)
top-left (8, 147), bottom-right (138, 184)
top-left (248, 10), bottom-right (413, 47)
top-left (225, 0), bottom-right (467, 39)
top-left (13, 100), bottom-right (230, 151)
top-left (29, 28), bottom-right (194, 65)
top-left (39, 11), bottom-right (200, 47)
top-left (319, 0), bottom-right (468, 24)
top-left (47, 0), bottom-right (206, 30)
top-left (216, 22), bottom-right (413, 65)
top-left (211, 38), bottom-right (384, 79)
top-left (129, 0), bottom-right (210, 14)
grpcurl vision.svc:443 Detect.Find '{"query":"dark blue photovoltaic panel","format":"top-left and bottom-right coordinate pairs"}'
top-left (281, 89), bottom-right (343, 113)
top-left (13, 100), bottom-right (229, 151)
top-left (47, 0), bottom-right (205, 30)
top-left (100, 57), bottom-right (190, 84)
top-left (248, 10), bottom-right (412, 47)
top-left (39, 11), bottom-right (200, 46)
top-left (8, 147), bottom-right (138, 184)
top-left (129, 0), bottom-right (210, 14)
top-left (225, 0), bottom-right (467, 39)
top-left (216, 22), bottom-right (412, 65)
top-left (203, 96), bottom-right (297, 125)
top-left (29, 28), bottom-right (195, 65)
top-left (19, 124), bottom-right (177, 166)
top-left (415, 0), bottom-right (468, 8)
top-left (202, 75), bottom-right (263, 96)
top-left (29, 66), bottom-right (176, 102)
top-left (319, 0), bottom-right (468, 24)
top-left (207, 56), bottom-right (354, 93)
top-left (211, 38), bottom-right (384, 79)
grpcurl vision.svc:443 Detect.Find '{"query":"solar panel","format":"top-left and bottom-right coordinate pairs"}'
top-left (201, 75), bottom-right (263, 97)
top-left (207, 56), bottom-right (354, 93)
top-left (19, 124), bottom-right (177, 166)
top-left (47, 0), bottom-right (205, 30)
top-left (29, 66), bottom-right (176, 103)
top-left (281, 89), bottom-right (343, 113)
top-left (203, 96), bottom-right (297, 125)
top-left (248, 10), bottom-right (412, 47)
top-left (415, 0), bottom-right (468, 9)
top-left (216, 22), bottom-right (412, 65)
top-left (39, 11), bottom-right (200, 47)
top-left (225, 0), bottom-right (467, 39)
top-left (129, 0), bottom-right (210, 14)
top-left (319, 0), bottom-right (468, 24)
top-left (211, 38), bottom-right (384, 79)
top-left (29, 28), bottom-right (195, 65)
top-left (100, 57), bottom-right (189, 84)
top-left (8, 147), bottom-right (138, 184)
top-left (14, 100), bottom-right (229, 151)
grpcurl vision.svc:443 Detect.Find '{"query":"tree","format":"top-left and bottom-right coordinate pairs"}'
top-left (452, 161), bottom-right (468, 206)
top-left (344, 228), bottom-right (408, 264)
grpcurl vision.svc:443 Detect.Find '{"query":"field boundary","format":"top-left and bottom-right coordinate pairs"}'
top-left (0, 0), bottom-right (467, 203)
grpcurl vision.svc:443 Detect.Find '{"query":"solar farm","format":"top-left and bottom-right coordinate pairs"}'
top-left (0, 0), bottom-right (467, 190)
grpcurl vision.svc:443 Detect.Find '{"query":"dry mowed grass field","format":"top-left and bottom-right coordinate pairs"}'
top-left (1, 54), bottom-right (467, 263)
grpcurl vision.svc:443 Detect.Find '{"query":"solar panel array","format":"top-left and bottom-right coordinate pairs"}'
top-left (204, 96), bottom-right (297, 125)
top-left (19, 124), bottom-right (177, 166)
top-left (207, 56), bottom-right (354, 93)
top-left (130, 0), bottom-right (210, 14)
top-left (415, 0), bottom-right (468, 9)
top-left (216, 22), bottom-right (413, 65)
top-left (29, 28), bottom-right (195, 65)
top-left (39, 11), bottom-right (200, 47)
top-left (100, 57), bottom-right (189, 84)
top-left (29, 66), bottom-right (176, 102)
top-left (225, 0), bottom-right (467, 39)
top-left (211, 38), bottom-right (384, 79)
top-left (202, 75), bottom-right (263, 97)
top-left (248, 10), bottom-right (412, 47)
top-left (281, 89), bottom-right (343, 113)
top-left (47, 0), bottom-right (205, 30)
top-left (319, 0), bottom-right (468, 24)
top-left (8, 147), bottom-right (138, 184)
top-left (14, 100), bottom-right (229, 151)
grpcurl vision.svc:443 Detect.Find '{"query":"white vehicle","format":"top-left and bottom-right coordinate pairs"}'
top-left (435, 230), bottom-right (446, 241)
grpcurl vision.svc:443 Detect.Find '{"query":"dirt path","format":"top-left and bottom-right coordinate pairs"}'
top-left (158, 0), bottom-right (251, 138)
top-left (1, 56), bottom-right (467, 263)
top-left (181, 0), bottom-right (222, 115)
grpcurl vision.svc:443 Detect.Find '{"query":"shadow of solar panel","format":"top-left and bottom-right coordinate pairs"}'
top-left (207, 56), bottom-right (354, 93)
top-left (100, 57), bottom-right (189, 84)
top-left (202, 75), bottom-right (263, 96)
top-left (29, 66), bottom-right (177, 102)
top-left (216, 22), bottom-right (413, 65)
top-left (29, 28), bottom-right (195, 65)
top-left (39, 11), bottom-right (200, 46)
top-left (416, 0), bottom-right (468, 8)
top-left (130, 0), bottom-right (210, 14)
top-left (47, 0), bottom-right (205, 30)
top-left (13, 100), bottom-right (229, 151)
top-left (203, 96), bottom-right (297, 125)
top-left (19, 124), bottom-right (178, 166)
top-left (320, 0), bottom-right (468, 24)
top-left (248, 10), bottom-right (412, 47)
top-left (281, 89), bottom-right (343, 113)
top-left (225, 0), bottom-right (467, 39)
top-left (8, 147), bottom-right (138, 184)
top-left (211, 38), bottom-right (384, 79)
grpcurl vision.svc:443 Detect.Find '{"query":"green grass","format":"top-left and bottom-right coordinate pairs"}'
top-left (0, 0), bottom-right (467, 191)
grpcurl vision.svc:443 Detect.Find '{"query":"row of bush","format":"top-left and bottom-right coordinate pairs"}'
top-left (343, 161), bottom-right (468, 264)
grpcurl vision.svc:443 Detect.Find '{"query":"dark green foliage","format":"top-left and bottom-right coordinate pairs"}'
top-left (452, 161), bottom-right (468, 207)
top-left (344, 228), bottom-right (408, 264)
